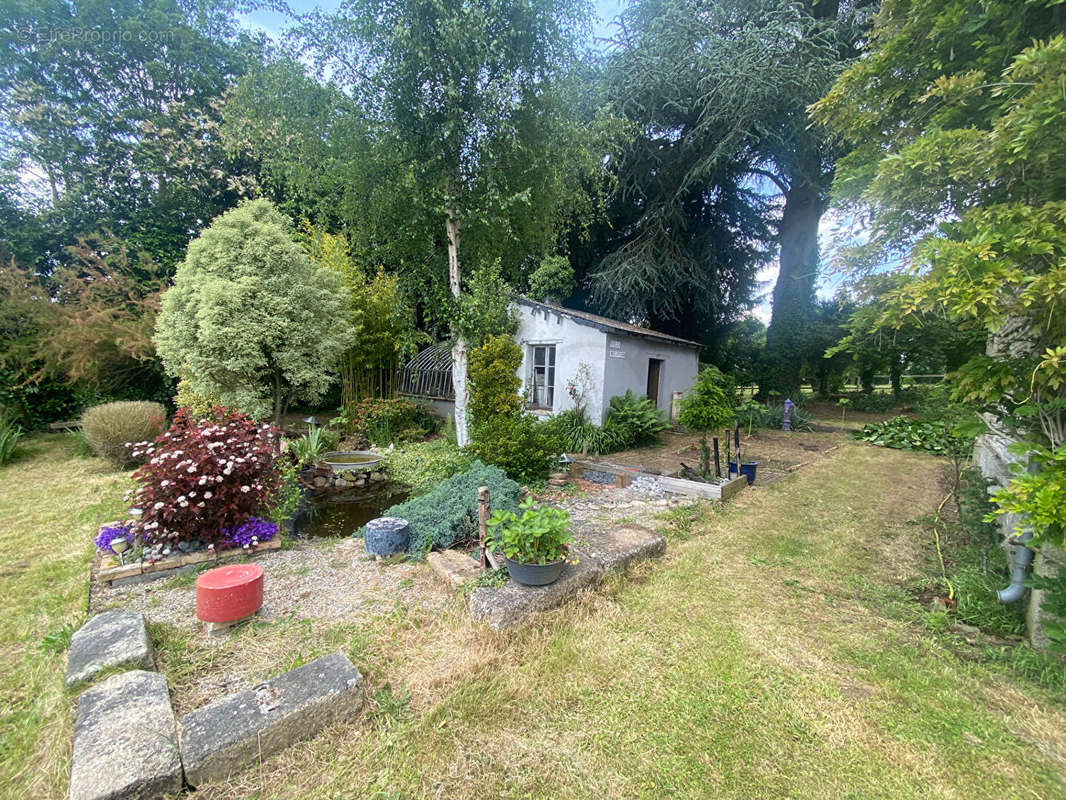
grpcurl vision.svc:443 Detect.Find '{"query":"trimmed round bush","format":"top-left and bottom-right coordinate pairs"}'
top-left (81, 401), bottom-right (167, 467)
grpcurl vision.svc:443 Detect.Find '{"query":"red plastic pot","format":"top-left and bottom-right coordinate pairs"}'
top-left (195, 563), bottom-right (264, 623)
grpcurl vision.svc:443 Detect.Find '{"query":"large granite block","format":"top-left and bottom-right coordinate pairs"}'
top-left (66, 610), bottom-right (154, 689)
top-left (179, 651), bottom-right (364, 787)
top-left (468, 558), bottom-right (605, 631)
top-left (69, 670), bottom-right (181, 800)
top-left (582, 525), bottom-right (666, 573)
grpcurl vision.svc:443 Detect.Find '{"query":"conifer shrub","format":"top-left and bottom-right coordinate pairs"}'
top-left (81, 401), bottom-right (167, 467)
top-left (378, 461), bottom-right (521, 557)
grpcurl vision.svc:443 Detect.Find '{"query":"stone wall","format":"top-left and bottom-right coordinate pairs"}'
top-left (974, 422), bottom-right (1063, 647)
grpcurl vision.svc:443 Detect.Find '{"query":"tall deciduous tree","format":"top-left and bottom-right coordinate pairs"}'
top-left (154, 200), bottom-right (352, 424)
top-left (285, 0), bottom-right (595, 445)
top-left (0, 0), bottom-right (260, 268)
top-left (812, 0), bottom-right (1065, 448)
top-left (598, 0), bottom-right (871, 391)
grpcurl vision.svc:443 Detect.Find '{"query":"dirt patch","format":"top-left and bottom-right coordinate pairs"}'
top-left (588, 426), bottom-right (847, 485)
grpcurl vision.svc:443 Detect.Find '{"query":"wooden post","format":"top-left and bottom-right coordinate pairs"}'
top-left (713, 437), bottom-right (721, 479)
top-left (477, 486), bottom-right (490, 569)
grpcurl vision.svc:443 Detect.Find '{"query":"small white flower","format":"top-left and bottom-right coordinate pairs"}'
top-left (240, 485), bottom-right (250, 493)
top-left (204, 492), bottom-right (212, 499)
top-left (153, 502), bottom-right (164, 510)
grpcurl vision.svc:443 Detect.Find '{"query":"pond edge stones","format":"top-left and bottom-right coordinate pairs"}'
top-left (66, 609), bottom-right (154, 688)
top-left (70, 670), bottom-right (182, 800)
top-left (179, 651), bottom-right (364, 787)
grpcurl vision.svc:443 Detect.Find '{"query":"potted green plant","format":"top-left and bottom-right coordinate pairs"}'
top-left (486, 497), bottom-right (575, 586)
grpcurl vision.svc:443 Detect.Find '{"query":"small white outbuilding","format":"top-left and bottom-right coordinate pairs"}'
top-left (400, 296), bottom-right (702, 424)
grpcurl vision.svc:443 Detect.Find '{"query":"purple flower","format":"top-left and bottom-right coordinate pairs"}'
top-left (224, 517), bottom-right (278, 548)
top-left (94, 523), bottom-right (134, 555)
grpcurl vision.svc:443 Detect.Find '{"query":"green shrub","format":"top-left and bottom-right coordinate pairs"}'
top-left (468, 335), bottom-right (523, 422)
top-left (377, 461), bottom-right (522, 557)
top-left (543, 393), bottom-right (667, 456)
top-left (342, 397), bottom-right (439, 443)
top-left (604, 390), bottom-right (667, 446)
top-left (384, 438), bottom-right (472, 496)
top-left (466, 413), bottom-right (559, 484)
top-left (841, 391), bottom-right (896, 413)
top-left (81, 401), bottom-right (167, 467)
top-left (679, 366), bottom-right (735, 475)
top-left (544, 408), bottom-right (626, 455)
top-left (0, 415), bottom-right (21, 465)
top-left (763, 403), bottom-right (813, 432)
top-left (174, 373), bottom-right (221, 419)
top-left (288, 424), bottom-right (339, 466)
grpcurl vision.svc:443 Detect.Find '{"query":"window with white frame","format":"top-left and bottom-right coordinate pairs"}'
top-left (529, 344), bottom-right (556, 409)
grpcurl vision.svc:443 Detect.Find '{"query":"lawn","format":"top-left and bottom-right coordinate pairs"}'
top-left (3, 432), bottom-right (1065, 799)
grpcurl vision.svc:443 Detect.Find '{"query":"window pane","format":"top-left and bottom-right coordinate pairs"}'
top-left (547, 386), bottom-right (554, 406)
top-left (547, 366), bottom-right (555, 389)
top-left (534, 346), bottom-right (545, 366)
top-left (548, 346), bottom-right (556, 367)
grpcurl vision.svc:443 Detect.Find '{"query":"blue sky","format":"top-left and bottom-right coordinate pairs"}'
top-left (242, 0), bottom-right (626, 42)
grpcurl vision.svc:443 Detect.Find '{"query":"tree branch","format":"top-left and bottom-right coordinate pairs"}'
top-left (747, 167), bottom-right (790, 195)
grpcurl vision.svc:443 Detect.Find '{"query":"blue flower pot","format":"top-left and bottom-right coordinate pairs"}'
top-left (739, 462), bottom-right (758, 485)
top-left (364, 517), bottom-right (410, 557)
top-left (728, 461), bottom-right (757, 484)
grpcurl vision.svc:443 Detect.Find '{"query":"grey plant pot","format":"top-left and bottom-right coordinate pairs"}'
top-left (504, 557), bottom-right (566, 586)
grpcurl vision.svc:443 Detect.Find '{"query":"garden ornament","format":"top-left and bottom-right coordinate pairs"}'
top-left (782, 398), bottom-right (796, 431)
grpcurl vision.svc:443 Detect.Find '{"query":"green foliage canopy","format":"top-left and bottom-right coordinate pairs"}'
top-left (154, 200), bottom-right (352, 422)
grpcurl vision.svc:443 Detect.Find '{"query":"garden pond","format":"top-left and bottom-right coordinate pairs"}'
top-left (293, 487), bottom-right (410, 538)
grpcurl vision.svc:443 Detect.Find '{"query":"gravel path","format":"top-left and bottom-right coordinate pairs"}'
top-left (93, 537), bottom-right (450, 629)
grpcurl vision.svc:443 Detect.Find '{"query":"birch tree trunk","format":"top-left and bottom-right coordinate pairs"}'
top-left (446, 208), bottom-right (470, 447)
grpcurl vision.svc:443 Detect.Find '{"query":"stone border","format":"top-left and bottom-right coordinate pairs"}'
top-left (67, 648), bottom-right (364, 800)
top-left (468, 524), bottom-right (666, 631)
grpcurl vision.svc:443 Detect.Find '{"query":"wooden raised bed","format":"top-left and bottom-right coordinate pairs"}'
top-left (568, 459), bottom-right (748, 500)
top-left (97, 539), bottom-right (281, 587)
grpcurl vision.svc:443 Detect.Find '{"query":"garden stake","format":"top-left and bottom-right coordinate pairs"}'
top-left (713, 437), bottom-right (721, 479)
top-left (477, 486), bottom-right (491, 570)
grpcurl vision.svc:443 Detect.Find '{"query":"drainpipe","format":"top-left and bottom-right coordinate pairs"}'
top-left (997, 530), bottom-right (1034, 604)
top-left (997, 459), bottom-right (1039, 604)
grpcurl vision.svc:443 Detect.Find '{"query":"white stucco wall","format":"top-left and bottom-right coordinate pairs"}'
top-left (514, 302), bottom-right (701, 425)
top-left (515, 304), bottom-right (609, 423)
top-left (601, 333), bottom-right (700, 421)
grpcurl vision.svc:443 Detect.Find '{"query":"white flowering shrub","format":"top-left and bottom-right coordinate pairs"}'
top-left (126, 407), bottom-right (282, 546)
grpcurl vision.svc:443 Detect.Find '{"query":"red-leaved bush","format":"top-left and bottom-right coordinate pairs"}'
top-left (127, 407), bottom-right (282, 546)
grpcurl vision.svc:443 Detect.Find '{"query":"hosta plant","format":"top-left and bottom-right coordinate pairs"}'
top-left (126, 407), bottom-right (282, 547)
top-left (487, 497), bottom-right (573, 565)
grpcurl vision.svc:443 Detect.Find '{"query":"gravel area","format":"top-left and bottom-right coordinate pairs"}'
top-left (92, 537), bottom-right (450, 629)
top-left (542, 480), bottom-right (693, 535)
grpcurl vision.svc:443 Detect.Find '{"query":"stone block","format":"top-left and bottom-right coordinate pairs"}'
top-left (179, 651), bottom-right (364, 787)
top-left (69, 670), bottom-right (181, 800)
top-left (468, 558), bottom-right (605, 632)
top-left (427, 549), bottom-right (483, 589)
top-left (582, 525), bottom-right (666, 573)
top-left (66, 610), bottom-right (154, 688)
